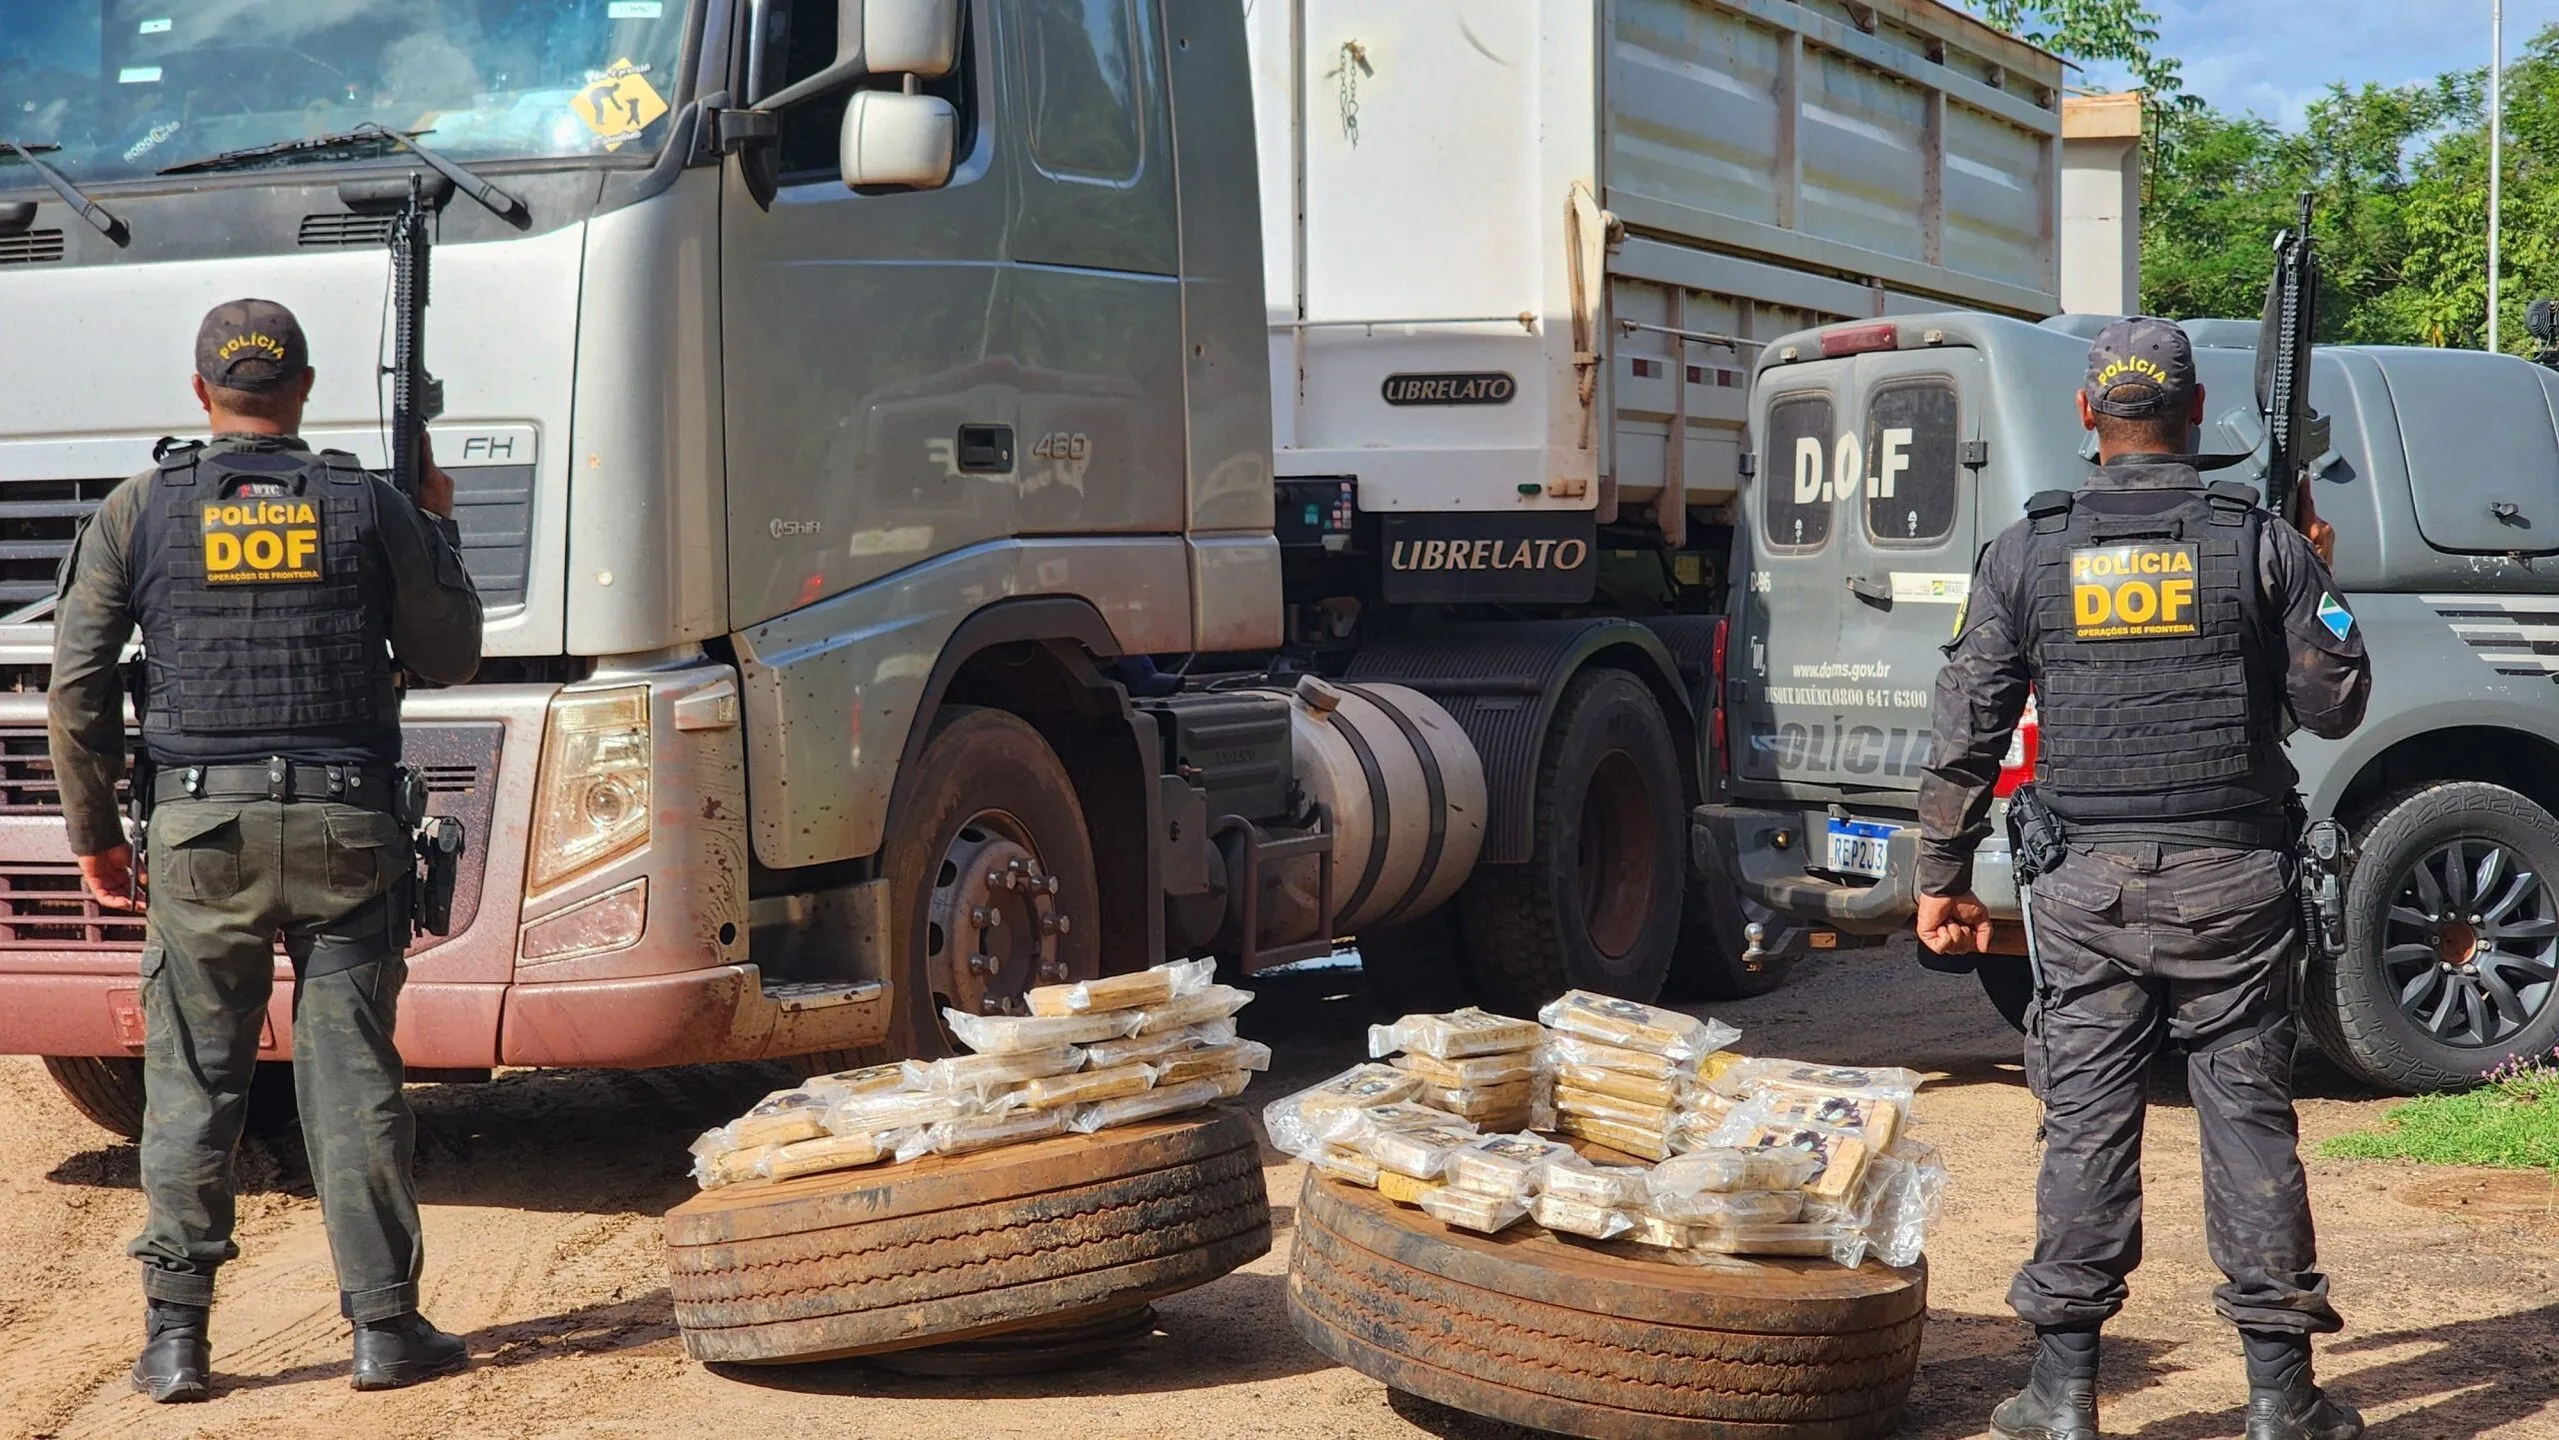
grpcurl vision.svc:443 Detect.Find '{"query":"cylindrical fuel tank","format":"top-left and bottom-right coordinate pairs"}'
top-left (1279, 676), bottom-right (1486, 936)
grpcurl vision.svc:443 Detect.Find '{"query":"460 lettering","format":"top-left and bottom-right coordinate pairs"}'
top-left (201, 499), bottom-right (324, 584)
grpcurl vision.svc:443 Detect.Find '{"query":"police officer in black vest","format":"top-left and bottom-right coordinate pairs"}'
top-left (1915, 318), bottom-right (2371, 1440)
top-left (48, 299), bottom-right (483, 1401)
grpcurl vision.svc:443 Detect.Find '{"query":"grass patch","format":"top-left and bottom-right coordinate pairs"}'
top-left (2322, 1053), bottom-right (2559, 1170)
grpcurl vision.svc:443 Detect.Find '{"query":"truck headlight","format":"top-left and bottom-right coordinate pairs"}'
top-left (529, 687), bottom-right (651, 893)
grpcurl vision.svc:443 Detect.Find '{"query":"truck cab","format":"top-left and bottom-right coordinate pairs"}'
top-left (1700, 312), bottom-right (2559, 1092)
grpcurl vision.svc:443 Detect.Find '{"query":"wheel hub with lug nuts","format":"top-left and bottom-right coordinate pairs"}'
top-left (927, 822), bottom-right (1073, 1018)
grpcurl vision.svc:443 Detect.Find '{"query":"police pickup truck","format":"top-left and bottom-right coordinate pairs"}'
top-left (1696, 312), bottom-right (2559, 1092)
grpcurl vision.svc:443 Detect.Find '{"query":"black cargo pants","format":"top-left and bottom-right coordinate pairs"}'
top-left (129, 796), bottom-right (424, 1324)
top-left (2012, 841), bottom-right (2343, 1337)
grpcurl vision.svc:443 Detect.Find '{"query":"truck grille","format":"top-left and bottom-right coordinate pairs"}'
top-left (0, 862), bottom-right (146, 949)
top-left (0, 727), bottom-right (131, 813)
top-left (297, 213), bottom-right (394, 247)
top-left (0, 229), bottom-right (67, 265)
top-left (0, 723), bottom-right (500, 951)
top-left (0, 476), bottom-right (121, 613)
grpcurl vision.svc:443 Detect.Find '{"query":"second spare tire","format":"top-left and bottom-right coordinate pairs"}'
top-left (667, 1110), bottom-right (1271, 1364)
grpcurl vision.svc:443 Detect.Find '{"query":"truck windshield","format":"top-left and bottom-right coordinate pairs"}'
top-left (0, 0), bottom-right (691, 183)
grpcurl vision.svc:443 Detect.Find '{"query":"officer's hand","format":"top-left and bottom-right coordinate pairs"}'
top-left (2296, 475), bottom-right (2335, 569)
top-left (79, 844), bottom-right (139, 912)
top-left (1916, 891), bottom-right (1993, 956)
top-left (417, 432), bottom-right (456, 520)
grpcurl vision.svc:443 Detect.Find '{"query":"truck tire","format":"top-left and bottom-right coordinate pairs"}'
top-left (2308, 783), bottom-right (2559, 1093)
top-left (1358, 905), bottom-right (1471, 1015)
top-left (880, 706), bottom-right (1103, 1057)
top-left (664, 1110), bottom-right (1270, 1364)
top-left (43, 1055), bottom-right (145, 1139)
top-left (1287, 1174), bottom-right (1925, 1439)
top-left (39, 1056), bottom-right (297, 1139)
top-left (1459, 670), bottom-right (1684, 1014)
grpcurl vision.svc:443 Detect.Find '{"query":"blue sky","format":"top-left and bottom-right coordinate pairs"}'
top-left (2063, 1), bottom-right (2559, 129)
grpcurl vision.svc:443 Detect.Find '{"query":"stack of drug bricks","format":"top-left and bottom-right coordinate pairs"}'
top-left (1267, 991), bottom-right (1944, 1265)
top-left (689, 958), bottom-right (1266, 1189)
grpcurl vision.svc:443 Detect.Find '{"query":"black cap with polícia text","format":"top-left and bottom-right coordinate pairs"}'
top-left (194, 298), bottom-right (309, 393)
top-left (2083, 315), bottom-right (2198, 419)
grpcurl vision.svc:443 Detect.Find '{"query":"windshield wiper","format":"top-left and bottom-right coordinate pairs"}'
top-left (160, 124), bottom-right (527, 227)
top-left (0, 142), bottom-right (131, 246)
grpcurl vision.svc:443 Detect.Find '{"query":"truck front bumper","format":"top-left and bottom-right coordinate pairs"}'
top-left (1691, 801), bottom-right (2021, 939)
top-left (0, 667), bottom-right (890, 1067)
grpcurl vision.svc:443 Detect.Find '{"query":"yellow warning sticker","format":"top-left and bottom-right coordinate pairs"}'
top-left (572, 58), bottom-right (668, 151)
top-left (2069, 541), bottom-right (2199, 639)
top-left (202, 499), bottom-right (323, 584)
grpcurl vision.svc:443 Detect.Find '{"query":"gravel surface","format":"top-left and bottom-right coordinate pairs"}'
top-left (3, 944), bottom-right (2553, 1439)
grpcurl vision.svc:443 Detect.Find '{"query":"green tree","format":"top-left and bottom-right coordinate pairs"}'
top-left (1972, 0), bottom-right (2191, 114)
top-left (2144, 77), bottom-right (2462, 340)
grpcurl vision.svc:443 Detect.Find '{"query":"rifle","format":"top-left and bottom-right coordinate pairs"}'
top-left (385, 173), bottom-right (444, 504)
top-left (2253, 192), bottom-right (2325, 524)
top-left (360, 126), bottom-right (527, 498)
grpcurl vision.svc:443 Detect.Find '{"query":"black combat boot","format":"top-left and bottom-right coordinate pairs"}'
top-left (131, 1299), bottom-right (211, 1403)
top-left (350, 1311), bottom-right (469, 1391)
top-left (2242, 1331), bottom-right (2363, 1440)
top-left (1990, 1327), bottom-right (2101, 1440)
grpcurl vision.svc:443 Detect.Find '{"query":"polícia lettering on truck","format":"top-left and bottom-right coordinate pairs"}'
top-left (1748, 719), bottom-right (1935, 777)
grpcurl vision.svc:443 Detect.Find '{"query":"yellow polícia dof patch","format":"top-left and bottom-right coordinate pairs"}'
top-left (2069, 541), bottom-right (2199, 639)
top-left (201, 498), bottom-right (323, 584)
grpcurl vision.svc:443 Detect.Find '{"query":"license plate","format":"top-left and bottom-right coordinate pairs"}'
top-left (1825, 819), bottom-right (1895, 878)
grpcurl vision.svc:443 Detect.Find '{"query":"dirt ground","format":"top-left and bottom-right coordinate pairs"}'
top-left (4, 945), bottom-right (2555, 1440)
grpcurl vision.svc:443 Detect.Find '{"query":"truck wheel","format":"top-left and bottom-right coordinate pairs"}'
top-left (43, 1056), bottom-right (145, 1139)
top-left (1670, 852), bottom-right (1791, 999)
top-left (1288, 1173), bottom-right (1925, 1437)
top-left (1358, 906), bottom-right (1471, 1015)
top-left (41, 1057), bottom-right (301, 1140)
top-left (2310, 782), bottom-right (2559, 1093)
top-left (1460, 670), bottom-right (1684, 1014)
top-left (664, 1111), bottom-right (1271, 1364)
top-left (881, 707), bottom-right (1102, 1057)
top-left (1977, 958), bottom-right (2033, 1034)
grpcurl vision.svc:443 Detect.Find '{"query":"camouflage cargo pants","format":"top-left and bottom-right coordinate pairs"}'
top-left (129, 796), bottom-right (423, 1324)
top-left (2012, 841), bottom-right (2344, 1337)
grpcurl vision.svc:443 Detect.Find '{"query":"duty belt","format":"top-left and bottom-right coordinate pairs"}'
top-left (151, 760), bottom-right (403, 815)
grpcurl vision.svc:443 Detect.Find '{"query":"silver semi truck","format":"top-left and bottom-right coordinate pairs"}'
top-left (0, 0), bottom-right (2063, 1130)
top-left (1699, 311), bottom-right (2559, 1092)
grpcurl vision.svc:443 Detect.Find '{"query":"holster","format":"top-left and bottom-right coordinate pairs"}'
top-left (2289, 795), bottom-right (2352, 979)
top-left (2006, 784), bottom-right (2070, 887)
top-left (392, 765), bottom-right (466, 938)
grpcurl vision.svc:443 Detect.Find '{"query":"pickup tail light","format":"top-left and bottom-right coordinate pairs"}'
top-left (1994, 695), bottom-right (2039, 798)
top-left (1709, 616), bottom-right (1731, 781)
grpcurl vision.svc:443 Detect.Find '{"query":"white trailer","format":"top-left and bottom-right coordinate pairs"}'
top-left (1249, 0), bottom-right (2063, 544)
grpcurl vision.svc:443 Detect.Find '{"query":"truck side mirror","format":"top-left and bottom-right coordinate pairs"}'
top-left (864, 0), bottom-right (961, 77)
top-left (842, 90), bottom-right (956, 190)
top-left (760, 0), bottom-right (959, 111)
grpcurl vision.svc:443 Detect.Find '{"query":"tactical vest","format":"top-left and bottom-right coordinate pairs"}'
top-left (2013, 477), bottom-right (2294, 845)
top-left (127, 444), bottom-right (401, 767)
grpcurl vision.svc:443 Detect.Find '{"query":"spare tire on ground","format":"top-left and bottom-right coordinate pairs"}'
top-left (666, 1110), bottom-right (1271, 1364)
top-left (1288, 1173), bottom-right (1926, 1439)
